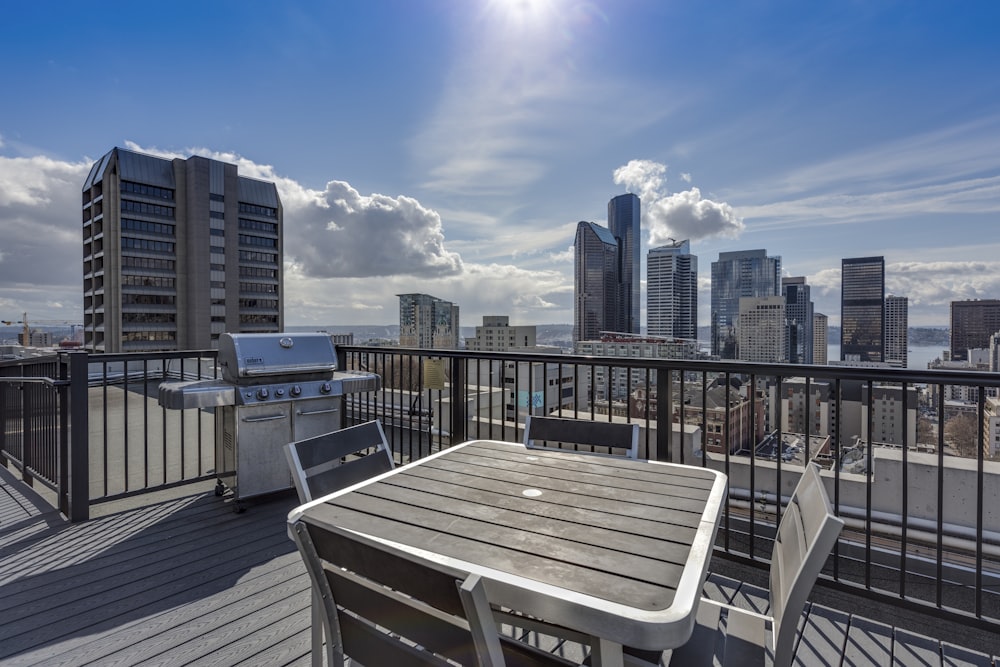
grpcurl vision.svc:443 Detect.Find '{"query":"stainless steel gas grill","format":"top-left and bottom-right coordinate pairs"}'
top-left (158, 332), bottom-right (380, 510)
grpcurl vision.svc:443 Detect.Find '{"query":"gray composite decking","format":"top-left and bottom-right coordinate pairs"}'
top-left (1, 465), bottom-right (998, 666)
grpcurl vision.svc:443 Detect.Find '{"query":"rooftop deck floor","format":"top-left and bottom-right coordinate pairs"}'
top-left (2, 465), bottom-right (998, 666)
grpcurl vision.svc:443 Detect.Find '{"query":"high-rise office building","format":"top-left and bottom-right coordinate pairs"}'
top-left (608, 193), bottom-right (641, 335)
top-left (884, 294), bottom-right (909, 367)
top-left (82, 147), bottom-right (283, 352)
top-left (783, 276), bottom-right (814, 364)
top-left (840, 256), bottom-right (885, 363)
top-left (950, 299), bottom-right (1000, 361)
top-left (647, 239), bottom-right (698, 339)
top-left (574, 221), bottom-right (620, 342)
top-left (710, 249), bottom-right (782, 359)
top-left (398, 293), bottom-right (460, 349)
top-left (737, 295), bottom-right (787, 363)
top-left (813, 313), bottom-right (829, 365)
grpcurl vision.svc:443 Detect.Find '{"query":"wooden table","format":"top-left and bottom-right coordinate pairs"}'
top-left (289, 439), bottom-right (728, 666)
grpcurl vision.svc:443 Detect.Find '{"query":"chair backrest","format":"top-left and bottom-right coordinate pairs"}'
top-left (523, 415), bottom-right (639, 459)
top-left (285, 420), bottom-right (394, 503)
top-left (291, 520), bottom-right (506, 667)
top-left (769, 463), bottom-right (845, 667)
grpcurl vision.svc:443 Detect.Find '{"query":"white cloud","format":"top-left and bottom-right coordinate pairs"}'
top-left (680, 173), bottom-right (692, 183)
top-left (288, 180), bottom-right (463, 279)
top-left (612, 159), bottom-right (744, 245)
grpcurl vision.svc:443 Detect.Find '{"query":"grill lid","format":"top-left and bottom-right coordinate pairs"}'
top-left (218, 332), bottom-right (337, 384)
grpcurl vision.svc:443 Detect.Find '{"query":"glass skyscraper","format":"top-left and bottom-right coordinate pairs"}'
top-left (949, 299), bottom-right (1000, 361)
top-left (647, 239), bottom-right (698, 339)
top-left (574, 221), bottom-right (619, 341)
top-left (840, 256), bottom-right (885, 362)
top-left (607, 193), bottom-right (640, 335)
top-left (783, 276), bottom-right (814, 364)
top-left (710, 249), bottom-right (782, 359)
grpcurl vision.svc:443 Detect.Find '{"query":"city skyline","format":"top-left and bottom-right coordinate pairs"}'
top-left (2, 2), bottom-right (1000, 330)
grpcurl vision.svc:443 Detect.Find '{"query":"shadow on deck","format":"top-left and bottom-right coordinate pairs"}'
top-left (1, 465), bottom-right (997, 666)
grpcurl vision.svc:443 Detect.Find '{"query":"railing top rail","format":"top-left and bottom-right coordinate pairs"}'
top-left (339, 345), bottom-right (1000, 387)
top-left (0, 376), bottom-right (67, 387)
top-left (90, 349), bottom-right (218, 363)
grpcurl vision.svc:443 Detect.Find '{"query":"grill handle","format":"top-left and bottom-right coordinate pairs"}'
top-left (241, 414), bottom-right (288, 423)
top-left (296, 408), bottom-right (339, 417)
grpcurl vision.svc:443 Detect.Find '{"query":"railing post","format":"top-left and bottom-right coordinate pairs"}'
top-left (450, 356), bottom-right (467, 445)
top-left (655, 367), bottom-right (671, 462)
top-left (66, 351), bottom-right (90, 522)
top-left (21, 381), bottom-right (33, 483)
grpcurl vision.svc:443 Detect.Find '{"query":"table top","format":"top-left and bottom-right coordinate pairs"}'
top-left (289, 439), bottom-right (728, 650)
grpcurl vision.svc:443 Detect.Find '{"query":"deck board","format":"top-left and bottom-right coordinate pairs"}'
top-left (0, 478), bottom-right (995, 666)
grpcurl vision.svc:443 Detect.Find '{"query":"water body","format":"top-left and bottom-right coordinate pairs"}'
top-left (825, 345), bottom-right (945, 370)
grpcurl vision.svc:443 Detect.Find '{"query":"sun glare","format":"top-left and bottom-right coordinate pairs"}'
top-left (487, 0), bottom-right (559, 30)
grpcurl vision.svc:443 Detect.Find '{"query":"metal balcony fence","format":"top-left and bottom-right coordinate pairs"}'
top-left (1, 346), bottom-right (998, 635)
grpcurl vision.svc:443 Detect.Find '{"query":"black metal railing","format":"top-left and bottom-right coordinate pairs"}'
top-left (3, 345), bottom-right (999, 633)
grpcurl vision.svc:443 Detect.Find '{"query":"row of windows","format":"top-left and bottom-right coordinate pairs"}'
top-left (123, 294), bottom-right (176, 306)
top-left (123, 275), bottom-right (175, 288)
top-left (210, 193), bottom-right (225, 202)
top-left (210, 210), bottom-right (225, 219)
top-left (123, 331), bottom-right (176, 342)
top-left (240, 250), bottom-right (278, 263)
top-left (121, 180), bottom-right (174, 201)
top-left (122, 217), bottom-right (174, 236)
top-left (210, 228), bottom-right (225, 236)
top-left (123, 313), bottom-right (175, 324)
top-left (211, 263), bottom-right (226, 271)
top-left (240, 298), bottom-right (278, 309)
top-left (240, 266), bottom-right (278, 279)
top-left (122, 199), bottom-right (174, 218)
top-left (239, 234), bottom-right (277, 248)
top-left (241, 314), bottom-right (279, 324)
top-left (240, 282), bottom-right (278, 294)
top-left (238, 218), bottom-right (278, 234)
top-left (122, 256), bottom-right (175, 271)
top-left (239, 203), bottom-right (277, 218)
top-left (211, 281), bottom-right (225, 288)
top-left (210, 245), bottom-right (225, 255)
top-left (123, 237), bottom-right (175, 253)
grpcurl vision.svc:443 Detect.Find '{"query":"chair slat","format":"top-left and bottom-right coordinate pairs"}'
top-left (285, 420), bottom-right (394, 502)
top-left (524, 415), bottom-right (639, 458)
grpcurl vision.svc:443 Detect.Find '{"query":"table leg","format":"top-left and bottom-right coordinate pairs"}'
top-left (589, 636), bottom-right (625, 667)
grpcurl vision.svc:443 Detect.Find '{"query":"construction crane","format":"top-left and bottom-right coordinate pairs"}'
top-left (1, 313), bottom-right (81, 346)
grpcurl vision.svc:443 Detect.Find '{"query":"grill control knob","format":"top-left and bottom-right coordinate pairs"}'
top-left (290, 384), bottom-right (302, 397)
top-left (256, 387), bottom-right (270, 401)
top-left (275, 388), bottom-right (285, 397)
top-left (320, 382), bottom-right (333, 394)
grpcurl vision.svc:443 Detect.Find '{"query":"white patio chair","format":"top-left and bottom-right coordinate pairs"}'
top-left (523, 415), bottom-right (640, 459)
top-left (628, 463), bottom-right (845, 667)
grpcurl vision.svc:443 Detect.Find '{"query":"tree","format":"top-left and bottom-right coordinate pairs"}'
top-left (944, 413), bottom-right (980, 458)
top-left (916, 416), bottom-right (935, 446)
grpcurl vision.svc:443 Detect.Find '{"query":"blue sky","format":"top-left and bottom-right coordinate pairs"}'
top-left (2, 0), bottom-right (999, 331)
